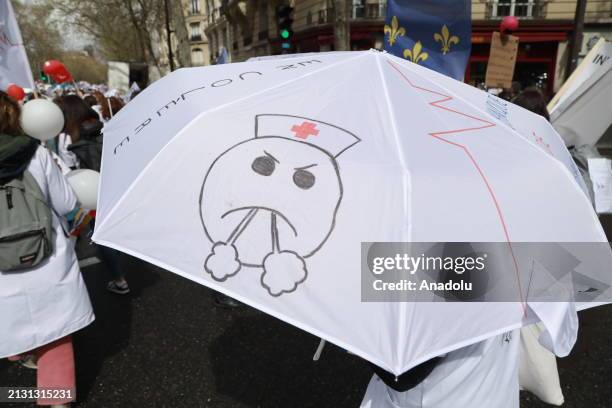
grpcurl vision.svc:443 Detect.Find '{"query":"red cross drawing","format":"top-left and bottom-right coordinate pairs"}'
top-left (291, 121), bottom-right (319, 139)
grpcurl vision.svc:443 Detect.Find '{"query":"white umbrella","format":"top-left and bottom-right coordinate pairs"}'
top-left (93, 50), bottom-right (612, 375)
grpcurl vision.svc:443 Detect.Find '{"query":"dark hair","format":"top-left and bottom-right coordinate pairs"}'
top-left (497, 90), bottom-right (513, 101)
top-left (0, 91), bottom-right (23, 136)
top-left (512, 88), bottom-right (550, 121)
top-left (56, 94), bottom-right (99, 142)
top-left (100, 96), bottom-right (124, 121)
top-left (84, 95), bottom-right (98, 107)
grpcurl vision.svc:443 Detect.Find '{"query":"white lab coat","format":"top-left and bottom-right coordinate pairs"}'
top-left (0, 146), bottom-right (94, 358)
top-left (57, 133), bottom-right (79, 169)
top-left (50, 150), bottom-right (72, 176)
top-left (360, 330), bottom-right (520, 408)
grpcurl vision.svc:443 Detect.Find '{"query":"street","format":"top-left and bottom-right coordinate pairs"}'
top-left (1, 239), bottom-right (611, 407)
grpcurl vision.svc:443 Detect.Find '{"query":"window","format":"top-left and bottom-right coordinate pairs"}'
top-left (489, 0), bottom-right (538, 18)
top-left (365, 0), bottom-right (385, 19)
top-left (191, 0), bottom-right (200, 14)
top-left (190, 23), bottom-right (202, 41)
top-left (192, 48), bottom-right (204, 65)
top-left (318, 8), bottom-right (333, 24)
top-left (352, 0), bottom-right (385, 19)
top-left (352, 0), bottom-right (365, 18)
top-left (207, 0), bottom-right (217, 23)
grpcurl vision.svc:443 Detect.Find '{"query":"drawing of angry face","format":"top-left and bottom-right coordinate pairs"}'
top-left (199, 115), bottom-right (359, 296)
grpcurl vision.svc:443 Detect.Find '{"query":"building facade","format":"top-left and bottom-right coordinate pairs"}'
top-left (200, 0), bottom-right (386, 63)
top-left (292, 0), bottom-right (386, 52)
top-left (203, 0), bottom-right (283, 63)
top-left (182, 0), bottom-right (211, 66)
top-left (290, 0), bottom-right (611, 96)
top-left (468, 0), bottom-right (611, 95)
top-left (191, 0), bottom-right (611, 96)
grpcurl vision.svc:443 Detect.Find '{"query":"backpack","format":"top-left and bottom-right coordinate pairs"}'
top-left (0, 171), bottom-right (53, 271)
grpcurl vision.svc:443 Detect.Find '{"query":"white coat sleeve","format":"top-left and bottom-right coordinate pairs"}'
top-left (41, 147), bottom-right (78, 216)
top-left (58, 133), bottom-right (79, 169)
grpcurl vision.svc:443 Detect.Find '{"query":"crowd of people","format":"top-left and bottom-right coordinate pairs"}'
top-left (0, 81), bottom-right (586, 408)
top-left (0, 86), bottom-right (134, 407)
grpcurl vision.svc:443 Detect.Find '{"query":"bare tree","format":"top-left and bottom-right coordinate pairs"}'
top-left (49, 0), bottom-right (171, 71)
top-left (13, 0), bottom-right (64, 76)
top-left (62, 52), bottom-right (108, 83)
top-left (169, 0), bottom-right (192, 69)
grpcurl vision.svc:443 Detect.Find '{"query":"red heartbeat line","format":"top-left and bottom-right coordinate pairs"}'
top-left (387, 60), bottom-right (526, 311)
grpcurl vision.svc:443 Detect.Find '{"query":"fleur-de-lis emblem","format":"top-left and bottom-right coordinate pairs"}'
top-left (403, 41), bottom-right (429, 64)
top-left (434, 25), bottom-right (460, 55)
top-left (384, 16), bottom-right (406, 46)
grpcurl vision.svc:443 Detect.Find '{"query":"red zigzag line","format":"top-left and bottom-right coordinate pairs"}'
top-left (387, 60), bottom-right (526, 310)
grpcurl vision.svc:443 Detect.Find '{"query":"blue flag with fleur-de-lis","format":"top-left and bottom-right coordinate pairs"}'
top-left (384, 0), bottom-right (471, 80)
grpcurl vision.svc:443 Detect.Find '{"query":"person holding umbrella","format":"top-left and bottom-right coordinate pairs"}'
top-left (360, 330), bottom-right (520, 408)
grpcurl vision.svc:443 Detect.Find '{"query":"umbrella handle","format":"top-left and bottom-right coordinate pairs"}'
top-left (313, 339), bottom-right (326, 361)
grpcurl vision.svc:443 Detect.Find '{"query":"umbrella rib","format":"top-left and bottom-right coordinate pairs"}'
top-left (375, 53), bottom-right (412, 373)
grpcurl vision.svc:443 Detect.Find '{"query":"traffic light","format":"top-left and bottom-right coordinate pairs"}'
top-left (40, 70), bottom-right (48, 82)
top-left (277, 5), bottom-right (294, 51)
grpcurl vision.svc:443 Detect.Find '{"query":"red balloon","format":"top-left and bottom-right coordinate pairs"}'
top-left (500, 16), bottom-right (519, 33)
top-left (43, 60), bottom-right (64, 75)
top-left (43, 60), bottom-right (73, 83)
top-left (50, 69), bottom-right (73, 83)
top-left (6, 83), bottom-right (25, 101)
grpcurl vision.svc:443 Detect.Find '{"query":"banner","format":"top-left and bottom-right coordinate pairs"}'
top-left (0, 0), bottom-right (34, 90)
top-left (548, 38), bottom-right (612, 146)
top-left (384, 0), bottom-right (471, 80)
top-left (485, 32), bottom-right (519, 89)
top-left (548, 38), bottom-right (611, 115)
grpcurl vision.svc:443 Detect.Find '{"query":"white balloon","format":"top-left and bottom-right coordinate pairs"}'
top-left (20, 99), bottom-right (64, 141)
top-left (66, 169), bottom-right (99, 209)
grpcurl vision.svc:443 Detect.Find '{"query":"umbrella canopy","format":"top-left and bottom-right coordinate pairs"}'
top-left (93, 50), bottom-right (611, 375)
top-left (411, 65), bottom-right (589, 196)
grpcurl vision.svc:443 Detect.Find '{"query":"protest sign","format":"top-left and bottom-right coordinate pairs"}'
top-left (485, 32), bottom-right (519, 89)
